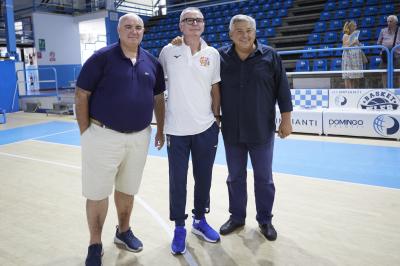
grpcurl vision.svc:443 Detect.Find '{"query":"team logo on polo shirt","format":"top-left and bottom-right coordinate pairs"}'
top-left (200, 56), bottom-right (210, 67)
top-left (357, 89), bottom-right (399, 110)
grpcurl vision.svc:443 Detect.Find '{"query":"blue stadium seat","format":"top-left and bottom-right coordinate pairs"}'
top-left (329, 20), bottom-right (342, 31)
top-left (348, 8), bottom-right (362, 18)
top-left (261, 3), bottom-right (271, 10)
top-left (334, 10), bottom-right (347, 20)
top-left (251, 5), bottom-right (260, 13)
top-left (207, 34), bottom-right (217, 42)
top-left (205, 25), bottom-right (215, 34)
top-left (259, 19), bottom-right (270, 28)
top-left (319, 44), bottom-right (334, 57)
top-left (308, 33), bottom-right (321, 44)
top-left (207, 18), bottom-right (216, 25)
top-left (278, 9), bottom-right (288, 17)
top-left (255, 11), bottom-right (266, 20)
top-left (364, 6), bottom-right (378, 16)
top-left (330, 58), bottom-right (342, 70)
top-left (380, 4), bottom-right (395, 15)
top-left (352, 0), bottom-right (364, 7)
top-left (266, 10), bottom-right (275, 18)
top-left (335, 46), bottom-right (343, 56)
top-left (320, 11), bottom-right (330, 21)
top-left (259, 38), bottom-right (268, 45)
top-left (273, 2), bottom-right (281, 9)
top-left (369, 56), bottom-right (382, 69)
top-left (265, 28), bottom-right (276, 37)
top-left (283, 0), bottom-right (294, 8)
top-left (338, 0), bottom-right (350, 9)
top-left (379, 15), bottom-right (388, 26)
top-left (361, 17), bottom-right (375, 28)
top-left (151, 48), bottom-right (159, 57)
top-left (325, 2), bottom-right (335, 11)
top-left (241, 6), bottom-right (250, 14)
top-left (302, 46), bottom-right (316, 58)
top-left (324, 32), bottom-right (337, 43)
top-left (271, 18), bottom-right (282, 26)
top-left (296, 60), bottom-right (310, 72)
top-left (359, 29), bottom-right (372, 41)
top-left (313, 59), bottom-right (328, 71)
top-left (375, 28), bottom-right (382, 39)
top-left (219, 32), bottom-right (229, 41)
top-left (216, 25), bottom-right (225, 32)
top-left (314, 21), bottom-right (327, 33)
top-left (215, 17), bottom-right (223, 25)
top-left (256, 28), bottom-right (264, 37)
top-left (365, 0), bottom-right (378, 4)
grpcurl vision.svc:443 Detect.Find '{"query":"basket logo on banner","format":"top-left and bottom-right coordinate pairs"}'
top-left (357, 89), bottom-right (399, 111)
top-left (373, 115), bottom-right (400, 136)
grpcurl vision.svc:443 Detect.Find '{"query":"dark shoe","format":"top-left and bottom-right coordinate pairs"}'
top-left (259, 223), bottom-right (277, 241)
top-left (85, 243), bottom-right (103, 266)
top-left (219, 218), bottom-right (245, 235)
top-left (114, 226), bottom-right (143, 252)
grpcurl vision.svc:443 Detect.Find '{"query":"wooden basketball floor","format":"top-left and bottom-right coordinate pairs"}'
top-left (0, 112), bottom-right (399, 266)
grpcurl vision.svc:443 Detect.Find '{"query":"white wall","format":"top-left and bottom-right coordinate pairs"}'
top-left (32, 12), bottom-right (81, 65)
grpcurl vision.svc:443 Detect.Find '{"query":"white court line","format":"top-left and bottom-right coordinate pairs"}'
top-left (0, 151), bottom-right (81, 169)
top-left (0, 151), bottom-right (199, 266)
top-left (0, 128), bottom-right (79, 148)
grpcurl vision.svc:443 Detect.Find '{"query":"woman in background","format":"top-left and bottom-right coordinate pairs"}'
top-left (342, 20), bottom-right (364, 88)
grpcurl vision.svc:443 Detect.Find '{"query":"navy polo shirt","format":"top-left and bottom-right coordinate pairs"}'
top-left (219, 41), bottom-right (293, 144)
top-left (77, 42), bottom-right (165, 132)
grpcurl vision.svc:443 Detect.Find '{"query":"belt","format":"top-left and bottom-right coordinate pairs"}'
top-left (90, 118), bottom-right (135, 134)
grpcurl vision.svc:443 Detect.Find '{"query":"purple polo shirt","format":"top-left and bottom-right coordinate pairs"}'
top-left (77, 42), bottom-right (165, 132)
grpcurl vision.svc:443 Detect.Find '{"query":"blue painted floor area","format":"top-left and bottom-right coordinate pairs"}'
top-left (1, 121), bottom-right (399, 189)
top-left (0, 121), bottom-right (78, 145)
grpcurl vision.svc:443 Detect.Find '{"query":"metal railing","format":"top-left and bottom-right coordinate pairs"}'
top-left (278, 45), bottom-right (395, 88)
top-left (16, 67), bottom-right (59, 99)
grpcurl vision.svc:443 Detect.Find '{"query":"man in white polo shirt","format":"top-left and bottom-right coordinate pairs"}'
top-left (158, 6), bottom-right (221, 255)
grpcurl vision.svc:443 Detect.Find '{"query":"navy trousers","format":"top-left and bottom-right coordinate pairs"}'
top-left (167, 123), bottom-right (219, 226)
top-left (224, 136), bottom-right (275, 225)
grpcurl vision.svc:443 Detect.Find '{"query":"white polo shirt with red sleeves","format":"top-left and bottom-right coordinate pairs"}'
top-left (159, 38), bottom-right (221, 136)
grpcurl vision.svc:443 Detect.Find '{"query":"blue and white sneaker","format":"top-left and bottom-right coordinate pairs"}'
top-left (85, 243), bottom-right (103, 266)
top-left (192, 218), bottom-right (220, 243)
top-left (114, 226), bottom-right (143, 252)
top-left (171, 226), bottom-right (186, 255)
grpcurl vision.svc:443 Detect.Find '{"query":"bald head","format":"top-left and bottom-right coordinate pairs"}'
top-left (118, 13), bottom-right (144, 29)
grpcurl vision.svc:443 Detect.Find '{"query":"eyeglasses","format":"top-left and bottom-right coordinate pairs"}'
top-left (181, 18), bottom-right (205, 25)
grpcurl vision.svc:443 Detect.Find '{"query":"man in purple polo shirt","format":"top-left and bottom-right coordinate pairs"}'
top-left (75, 13), bottom-right (165, 266)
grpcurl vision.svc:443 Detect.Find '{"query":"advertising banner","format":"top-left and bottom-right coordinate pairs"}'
top-left (323, 109), bottom-right (400, 139)
top-left (329, 89), bottom-right (400, 110)
top-left (276, 108), bottom-right (323, 135)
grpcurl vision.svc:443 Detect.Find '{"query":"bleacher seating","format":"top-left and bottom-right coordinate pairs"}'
top-left (369, 56), bottom-right (382, 69)
top-left (313, 59), bottom-right (328, 71)
top-left (139, 0), bottom-right (397, 73)
top-left (296, 59), bottom-right (310, 72)
top-left (330, 58), bottom-right (343, 70)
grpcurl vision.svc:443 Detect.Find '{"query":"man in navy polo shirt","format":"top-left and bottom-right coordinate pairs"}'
top-left (75, 13), bottom-right (165, 266)
top-left (218, 14), bottom-right (293, 240)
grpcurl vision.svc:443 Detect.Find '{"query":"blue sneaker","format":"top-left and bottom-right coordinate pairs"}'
top-left (171, 226), bottom-right (186, 255)
top-left (114, 226), bottom-right (143, 252)
top-left (85, 243), bottom-right (103, 266)
top-left (192, 218), bottom-right (220, 242)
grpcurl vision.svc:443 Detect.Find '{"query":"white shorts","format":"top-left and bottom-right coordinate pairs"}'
top-left (81, 124), bottom-right (152, 200)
